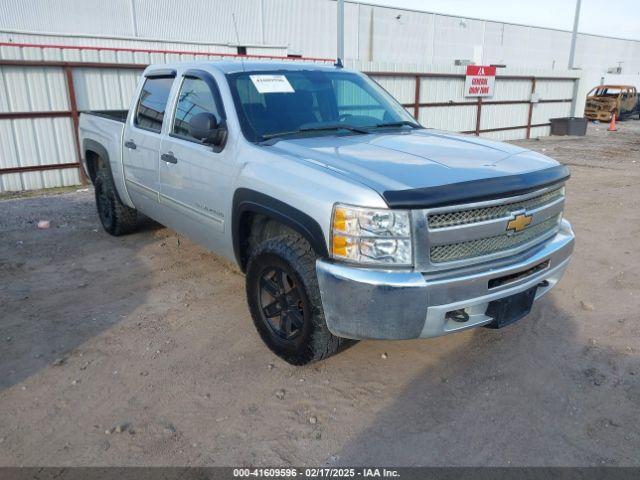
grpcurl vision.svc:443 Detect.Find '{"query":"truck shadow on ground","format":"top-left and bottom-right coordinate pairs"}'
top-left (0, 192), bottom-right (160, 391)
top-left (332, 295), bottom-right (640, 466)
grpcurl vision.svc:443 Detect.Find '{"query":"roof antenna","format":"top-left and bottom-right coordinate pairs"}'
top-left (232, 13), bottom-right (245, 71)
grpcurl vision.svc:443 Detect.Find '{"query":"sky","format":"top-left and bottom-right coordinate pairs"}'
top-left (364, 0), bottom-right (640, 40)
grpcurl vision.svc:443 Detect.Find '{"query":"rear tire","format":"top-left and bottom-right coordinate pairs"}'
top-left (245, 234), bottom-right (354, 365)
top-left (94, 169), bottom-right (138, 236)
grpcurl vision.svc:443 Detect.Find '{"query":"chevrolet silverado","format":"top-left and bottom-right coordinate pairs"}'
top-left (79, 61), bottom-right (574, 365)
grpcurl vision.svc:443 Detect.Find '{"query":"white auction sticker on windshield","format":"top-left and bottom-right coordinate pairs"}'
top-left (250, 74), bottom-right (295, 94)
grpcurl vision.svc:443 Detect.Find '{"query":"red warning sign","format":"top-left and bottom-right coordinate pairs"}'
top-left (464, 65), bottom-right (496, 98)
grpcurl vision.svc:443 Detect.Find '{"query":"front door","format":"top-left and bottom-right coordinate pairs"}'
top-left (122, 74), bottom-right (175, 212)
top-left (158, 70), bottom-right (235, 253)
top-left (620, 87), bottom-right (637, 114)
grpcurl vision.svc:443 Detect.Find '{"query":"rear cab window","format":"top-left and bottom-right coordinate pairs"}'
top-left (134, 76), bottom-right (175, 132)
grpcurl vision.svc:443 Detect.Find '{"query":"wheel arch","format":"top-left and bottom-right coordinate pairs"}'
top-left (232, 188), bottom-right (329, 272)
top-left (83, 138), bottom-right (132, 207)
top-left (83, 138), bottom-right (112, 184)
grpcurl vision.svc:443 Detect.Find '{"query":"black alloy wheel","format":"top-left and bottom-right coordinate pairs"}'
top-left (258, 266), bottom-right (305, 341)
top-left (245, 234), bottom-right (354, 365)
top-left (93, 168), bottom-right (138, 236)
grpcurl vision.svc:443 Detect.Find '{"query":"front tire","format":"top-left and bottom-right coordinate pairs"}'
top-left (94, 169), bottom-right (138, 236)
top-left (245, 234), bottom-right (353, 365)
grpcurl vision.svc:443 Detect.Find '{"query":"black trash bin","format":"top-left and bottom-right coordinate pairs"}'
top-left (549, 117), bottom-right (588, 136)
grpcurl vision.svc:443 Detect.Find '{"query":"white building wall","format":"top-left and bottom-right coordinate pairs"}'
top-left (0, 0), bottom-right (630, 192)
top-left (0, 0), bottom-right (134, 37)
top-left (1, 0), bottom-right (639, 74)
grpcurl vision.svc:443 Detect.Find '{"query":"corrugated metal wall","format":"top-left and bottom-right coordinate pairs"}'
top-left (350, 60), bottom-right (578, 141)
top-left (0, 41), bottom-right (576, 191)
top-left (0, 31), bottom-right (288, 57)
top-left (0, 40), bottom-right (294, 193)
top-left (0, 42), bottom-right (578, 193)
top-left (2, 0), bottom-right (639, 73)
top-left (0, 47), bottom-right (80, 192)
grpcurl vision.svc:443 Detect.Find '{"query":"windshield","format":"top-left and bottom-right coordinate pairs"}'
top-left (589, 87), bottom-right (624, 97)
top-left (226, 69), bottom-right (420, 142)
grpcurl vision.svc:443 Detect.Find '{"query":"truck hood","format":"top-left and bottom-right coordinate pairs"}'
top-left (586, 96), bottom-right (616, 108)
top-left (267, 129), bottom-right (561, 194)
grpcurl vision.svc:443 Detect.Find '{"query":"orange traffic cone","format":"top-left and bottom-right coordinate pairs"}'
top-left (608, 112), bottom-right (617, 132)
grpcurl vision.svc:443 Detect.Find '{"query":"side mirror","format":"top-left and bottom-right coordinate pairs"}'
top-left (188, 112), bottom-right (227, 147)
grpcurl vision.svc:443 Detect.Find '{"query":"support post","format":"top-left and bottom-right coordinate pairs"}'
top-left (568, 0), bottom-right (582, 116)
top-left (413, 75), bottom-right (421, 120)
top-left (526, 78), bottom-right (536, 139)
top-left (337, 0), bottom-right (344, 65)
top-left (568, 0), bottom-right (581, 70)
top-left (64, 66), bottom-right (88, 185)
top-left (475, 97), bottom-right (482, 136)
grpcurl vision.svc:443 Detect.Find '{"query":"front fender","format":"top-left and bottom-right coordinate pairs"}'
top-left (231, 188), bottom-right (329, 271)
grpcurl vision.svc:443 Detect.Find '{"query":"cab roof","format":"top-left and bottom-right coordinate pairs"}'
top-left (593, 85), bottom-right (636, 89)
top-left (144, 60), bottom-right (342, 76)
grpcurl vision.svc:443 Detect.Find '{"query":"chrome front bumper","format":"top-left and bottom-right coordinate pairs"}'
top-left (316, 219), bottom-right (575, 340)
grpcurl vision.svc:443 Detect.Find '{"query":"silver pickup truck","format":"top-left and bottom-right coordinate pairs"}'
top-left (79, 61), bottom-right (574, 365)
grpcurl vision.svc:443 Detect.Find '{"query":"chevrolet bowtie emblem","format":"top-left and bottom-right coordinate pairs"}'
top-left (507, 213), bottom-right (533, 233)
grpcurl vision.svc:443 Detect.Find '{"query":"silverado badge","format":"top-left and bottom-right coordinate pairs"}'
top-left (507, 213), bottom-right (533, 233)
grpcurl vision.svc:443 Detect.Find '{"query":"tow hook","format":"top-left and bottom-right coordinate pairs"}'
top-left (446, 309), bottom-right (470, 323)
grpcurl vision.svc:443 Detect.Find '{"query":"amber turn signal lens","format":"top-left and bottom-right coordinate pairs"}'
top-left (333, 207), bottom-right (347, 232)
top-left (332, 235), bottom-right (348, 256)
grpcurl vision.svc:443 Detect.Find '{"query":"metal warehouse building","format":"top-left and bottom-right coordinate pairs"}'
top-left (3, 0), bottom-right (640, 71)
top-left (0, 0), bottom-right (639, 192)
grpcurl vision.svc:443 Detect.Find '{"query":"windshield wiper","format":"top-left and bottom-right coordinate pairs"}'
top-left (260, 123), bottom-right (369, 143)
top-left (373, 120), bottom-right (422, 129)
top-left (299, 122), bottom-right (369, 134)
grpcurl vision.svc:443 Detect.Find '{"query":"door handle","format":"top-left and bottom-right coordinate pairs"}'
top-left (161, 152), bottom-right (177, 164)
top-left (124, 140), bottom-right (137, 150)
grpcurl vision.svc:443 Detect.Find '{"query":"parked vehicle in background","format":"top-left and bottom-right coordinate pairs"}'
top-left (584, 85), bottom-right (640, 121)
top-left (78, 61), bottom-right (575, 365)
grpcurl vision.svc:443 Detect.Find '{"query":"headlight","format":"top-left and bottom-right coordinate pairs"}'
top-left (331, 203), bottom-right (412, 266)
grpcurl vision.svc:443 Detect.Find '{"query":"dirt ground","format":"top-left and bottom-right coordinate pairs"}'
top-left (1, 121), bottom-right (639, 467)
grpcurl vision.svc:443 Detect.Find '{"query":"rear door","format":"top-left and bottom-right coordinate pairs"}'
top-left (122, 70), bottom-right (175, 212)
top-left (158, 69), bottom-right (234, 252)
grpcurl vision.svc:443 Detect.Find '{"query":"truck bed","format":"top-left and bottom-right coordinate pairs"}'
top-left (78, 110), bottom-right (128, 196)
top-left (82, 110), bottom-right (128, 123)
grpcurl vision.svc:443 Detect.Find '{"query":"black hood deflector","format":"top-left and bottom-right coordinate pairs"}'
top-left (382, 164), bottom-right (570, 209)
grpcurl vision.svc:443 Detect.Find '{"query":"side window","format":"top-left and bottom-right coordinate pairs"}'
top-left (172, 77), bottom-right (222, 140)
top-left (332, 78), bottom-right (387, 123)
top-left (134, 76), bottom-right (174, 132)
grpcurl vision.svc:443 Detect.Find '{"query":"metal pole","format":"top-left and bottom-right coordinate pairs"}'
top-left (475, 98), bottom-right (482, 136)
top-left (568, 0), bottom-right (582, 70)
top-left (568, 0), bottom-right (582, 116)
top-left (129, 0), bottom-right (139, 37)
top-left (337, 0), bottom-right (344, 66)
top-left (64, 66), bottom-right (88, 185)
top-left (413, 74), bottom-right (421, 119)
top-left (260, 0), bottom-right (266, 45)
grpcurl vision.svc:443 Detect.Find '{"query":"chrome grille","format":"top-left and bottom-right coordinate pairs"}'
top-left (430, 214), bottom-right (561, 263)
top-left (428, 187), bottom-right (563, 228)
